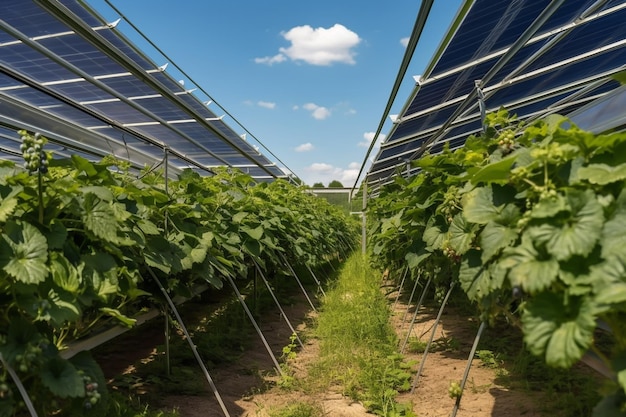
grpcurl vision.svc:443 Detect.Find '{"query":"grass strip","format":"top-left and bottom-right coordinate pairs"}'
top-left (308, 252), bottom-right (415, 416)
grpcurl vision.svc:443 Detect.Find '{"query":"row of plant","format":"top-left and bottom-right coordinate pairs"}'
top-left (0, 130), bottom-right (359, 416)
top-left (366, 109), bottom-right (626, 415)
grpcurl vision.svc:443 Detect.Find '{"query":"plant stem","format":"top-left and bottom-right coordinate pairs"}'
top-left (37, 172), bottom-right (43, 224)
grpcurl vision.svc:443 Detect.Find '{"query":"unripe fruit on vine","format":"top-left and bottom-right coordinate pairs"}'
top-left (448, 381), bottom-right (462, 399)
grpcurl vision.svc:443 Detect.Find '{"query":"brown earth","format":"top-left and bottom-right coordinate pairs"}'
top-left (94, 281), bottom-right (586, 417)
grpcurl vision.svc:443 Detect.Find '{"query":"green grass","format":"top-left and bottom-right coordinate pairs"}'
top-left (268, 401), bottom-right (325, 417)
top-left (305, 253), bottom-right (415, 416)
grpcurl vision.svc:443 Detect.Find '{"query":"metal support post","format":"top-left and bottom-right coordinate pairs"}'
top-left (280, 253), bottom-right (317, 312)
top-left (305, 264), bottom-right (326, 297)
top-left (146, 267), bottom-right (231, 417)
top-left (401, 276), bottom-right (432, 353)
top-left (164, 308), bottom-right (171, 376)
top-left (401, 275), bottom-right (421, 325)
top-left (409, 281), bottom-right (456, 391)
top-left (225, 275), bottom-right (283, 376)
top-left (362, 181), bottom-right (367, 254)
top-left (0, 354), bottom-right (38, 417)
top-left (392, 265), bottom-right (409, 311)
top-left (253, 260), bottom-right (304, 348)
top-left (450, 321), bottom-right (488, 417)
top-left (475, 80), bottom-right (486, 134)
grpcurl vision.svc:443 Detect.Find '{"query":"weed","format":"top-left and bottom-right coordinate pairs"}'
top-left (432, 336), bottom-right (460, 352)
top-left (268, 401), bottom-right (325, 417)
top-left (475, 349), bottom-right (502, 369)
top-left (406, 337), bottom-right (427, 353)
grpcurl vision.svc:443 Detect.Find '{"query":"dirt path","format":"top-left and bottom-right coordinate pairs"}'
top-left (97, 282), bottom-right (548, 417)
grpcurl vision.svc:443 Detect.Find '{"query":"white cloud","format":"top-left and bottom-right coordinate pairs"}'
top-left (254, 54), bottom-right (287, 65)
top-left (302, 102), bottom-right (331, 120)
top-left (400, 37), bottom-right (409, 48)
top-left (303, 161), bottom-right (361, 187)
top-left (257, 101), bottom-right (276, 109)
top-left (346, 109), bottom-right (357, 116)
top-left (256, 24), bottom-right (361, 66)
top-left (295, 142), bottom-right (314, 152)
top-left (358, 131), bottom-right (386, 148)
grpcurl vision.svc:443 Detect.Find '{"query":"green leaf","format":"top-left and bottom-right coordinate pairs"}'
top-left (405, 250), bottom-right (431, 270)
top-left (480, 221), bottom-right (518, 262)
top-left (71, 155), bottom-right (98, 177)
top-left (81, 252), bottom-right (119, 299)
top-left (423, 219), bottom-right (446, 250)
top-left (232, 211), bottom-right (248, 223)
top-left (99, 307), bottom-right (136, 327)
top-left (137, 219), bottom-right (160, 235)
top-left (46, 289), bottom-right (81, 325)
top-left (82, 193), bottom-right (119, 243)
top-left (463, 187), bottom-right (499, 224)
top-left (530, 194), bottom-right (568, 218)
top-left (50, 252), bottom-right (80, 294)
top-left (80, 185), bottom-right (114, 201)
top-left (0, 221), bottom-right (48, 284)
top-left (40, 357), bottom-right (85, 398)
top-left (500, 236), bottom-right (559, 294)
top-left (595, 282), bottom-right (626, 307)
top-left (45, 220), bottom-right (68, 250)
top-left (527, 190), bottom-right (603, 261)
top-left (577, 163), bottom-right (626, 185)
top-left (242, 225), bottom-right (264, 240)
top-left (448, 214), bottom-right (477, 255)
top-left (602, 210), bottom-right (626, 260)
top-left (470, 156), bottom-right (517, 185)
top-left (0, 195), bottom-right (17, 222)
top-left (459, 249), bottom-right (491, 301)
top-left (522, 292), bottom-right (596, 368)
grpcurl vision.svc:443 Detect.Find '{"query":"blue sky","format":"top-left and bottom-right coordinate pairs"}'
top-left (90, 0), bottom-right (463, 187)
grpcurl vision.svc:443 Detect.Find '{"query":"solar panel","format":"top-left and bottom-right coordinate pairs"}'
top-left (367, 0), bottom-right (626, 186)
top-left (0, 0), bottom-right (289, 182)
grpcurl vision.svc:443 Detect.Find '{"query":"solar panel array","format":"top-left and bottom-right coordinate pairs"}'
top-left (0, 0), bottom-right (287, 181)
top-left (367, 0), bottom-right (626, 186)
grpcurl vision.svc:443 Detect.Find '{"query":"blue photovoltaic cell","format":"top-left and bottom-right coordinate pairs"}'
top-left (367, 0), bottom-right (626, 184)
top-left (0, 0), bottom-right (284, 180)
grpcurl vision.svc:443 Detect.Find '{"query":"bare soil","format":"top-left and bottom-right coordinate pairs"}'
top-left (96, 283), bottom-right (566, 417)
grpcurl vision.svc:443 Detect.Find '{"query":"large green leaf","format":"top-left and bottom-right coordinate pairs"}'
top-left (45, 220), bottom-right (68, 250)
top-left (423, 219), bottom-right (446, 250)
top-left (40, 357), bottom-right (85, 398)
top-left (405, 250), bottom-right (431, 270)
top-left (480, 221), bottom-right (518, 262)
top-left (522, 292), bottom-right (596, 368)
top-left (0, 195), bottom-right (17, 222)
top-left (0, 221), bottom-right (48, 284)
top-left (577, 163), bottom-right (626, 185)
top-left (463, 187), bottom-right (499, 224)
top-left (500, 236), bottom-right (559, 294)
top-left (470, 155), bottom-right (517, 185)
top-left (81, 252), bottom-right (119, 299)
top-left (50, 252), bottom-right (80, 294)
top-left (46, 289), bottom-right (81, 325)
top-left (242, 225), bottom-right (264, 240)
top-left (527, 190), bottom-right (603, 261)
top-left (448, 214), bottom-right (477, 255)
top-left (82, 193), bottom-right (119, 243)
top-left (530, 193), bottom-right (568, 218)
top-left (601, 211), bottom-right (626, 260)
top-left (459, 249), bottom-right (490, 301)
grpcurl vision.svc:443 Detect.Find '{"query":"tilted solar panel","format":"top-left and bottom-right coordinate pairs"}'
top-left (0, 0), bottom-right (289, 181)
top-left (367, 0), bottom-right (626, 186)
